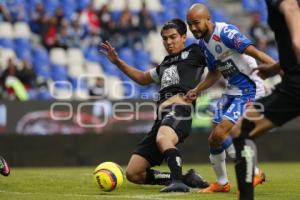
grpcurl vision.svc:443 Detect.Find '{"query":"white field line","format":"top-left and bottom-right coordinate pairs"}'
top-left (0, 190), bottom-right (187, 200)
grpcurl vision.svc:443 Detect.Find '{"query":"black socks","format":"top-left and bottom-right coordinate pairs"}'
top-left (164, 148), bottom-right (183, 181)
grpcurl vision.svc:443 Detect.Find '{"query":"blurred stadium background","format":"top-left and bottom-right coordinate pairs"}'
top-left (0, 0), bottom-right (299, 167)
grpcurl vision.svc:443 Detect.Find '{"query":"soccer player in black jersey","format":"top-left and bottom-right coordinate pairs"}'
top-left (100, 19), bottom-right (208, 192)
top-left (233, 0), bottom-right (300, 199)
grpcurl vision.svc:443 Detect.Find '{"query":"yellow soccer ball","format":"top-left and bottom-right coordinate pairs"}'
top-left (93, 162), bottom-right (124, 192)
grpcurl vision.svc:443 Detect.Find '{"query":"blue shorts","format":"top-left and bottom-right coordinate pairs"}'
top-left (213, 94), bottom-right (255, 124)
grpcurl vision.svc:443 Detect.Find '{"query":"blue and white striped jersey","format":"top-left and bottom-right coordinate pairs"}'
top-left (199, 22), bottom-right (265, 97)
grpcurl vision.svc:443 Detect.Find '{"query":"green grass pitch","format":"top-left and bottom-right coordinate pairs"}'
top-left (0, 163), bottom-right (299, 200)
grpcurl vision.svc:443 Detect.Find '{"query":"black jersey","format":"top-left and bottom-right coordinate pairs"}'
top-left (266, 0), bottom-right (300, 98)
top-left (149, 44), bottom-right (206, 103)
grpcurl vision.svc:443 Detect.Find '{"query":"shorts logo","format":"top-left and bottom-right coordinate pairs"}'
top-left (233, 111), bottom-right (240, 119)
top-left (165, 111), bottom-right (175, 119)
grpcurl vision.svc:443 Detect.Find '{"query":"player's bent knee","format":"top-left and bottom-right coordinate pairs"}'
top-left (156, 134), bottom-right (165, 146)
top-left (125, 168), bottom-right (144, 184)
top-left (209, 128), bottom-right (227, 147)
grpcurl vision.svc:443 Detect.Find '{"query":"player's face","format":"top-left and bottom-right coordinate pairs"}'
top-left (161, 28), bottom-right (186, 55)
top-left (187, 15), bottom-right (209, 39)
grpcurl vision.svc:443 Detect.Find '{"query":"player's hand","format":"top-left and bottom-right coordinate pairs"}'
top-left (99, 41), bottom-right (120, 64)
top-left (184, 89), bottom-right (198, 103)
top-left (251, 63), bottom-right (280, 79)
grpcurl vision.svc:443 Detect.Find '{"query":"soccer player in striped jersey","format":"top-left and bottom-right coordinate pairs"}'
top-left (185, 3), bottom-right (276, 193)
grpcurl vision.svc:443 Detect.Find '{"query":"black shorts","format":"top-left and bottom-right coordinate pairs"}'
top-left (255, 87), bottom-right (300, 126)
top-left (133, 104), bottom-right (192, 166)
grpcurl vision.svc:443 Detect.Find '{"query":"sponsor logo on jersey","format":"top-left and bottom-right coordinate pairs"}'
top-left (215, 44), bottom-right (222, 54)
top-left (233, 35), bottom-right (243, 49)
top-left (217, 59), bottom-right (239, 78)
top-left (212, 34), bottom-right (221, 42)
top-left (161, 65), bottom-right (180, 89)
top-left (223, 27), bottom-right (239, 39)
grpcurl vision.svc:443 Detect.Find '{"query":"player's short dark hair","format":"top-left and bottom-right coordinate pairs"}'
top-left (161, 18), bottom-right (187, 36)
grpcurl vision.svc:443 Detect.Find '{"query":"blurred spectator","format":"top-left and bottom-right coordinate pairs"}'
top-left (68, 17), bottom-right (87, 47)
top-left (0, 58), bottom-right (28, 100)
top-left (249, 11), bottom-right (274, 48)
top-left (138, 1), bottom-right (156, 36)
top-left (79, 3), bottom-right (100, 34)
top-left (57, 22), bottom-right (73, 49)
top-left (0, 58), bottom-right (21, 87)
top-left (5, 0), bottom-right (27, 22)
top-left (43, 16), bottom-right (58, 50)
top-left (18, 59), bottom-right (37, 89)
top-left (82, 30), bottom-right (101, 49)
top-left (89, 77), bottom-right (105, 97)
top-left (98, 4), bottom-right (116, 41)
top-left (248, 11), bottom-right (278, 60)
top-left (116, 6), bottom-right (141, 48)
top-left (29, 2), bottom-right (47, 35)
top-left (0, 4), bottom-right (12, 22)
top-left (54, 7), bottom-right (67, 32)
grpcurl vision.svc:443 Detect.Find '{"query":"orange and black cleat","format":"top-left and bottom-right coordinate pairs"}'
top-left (198, 182), bottom-right (230, 193)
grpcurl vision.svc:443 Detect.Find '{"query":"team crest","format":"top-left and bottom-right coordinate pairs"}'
top-left (181, 51), bottom-right (189, 59)
top-left (215, 44), bottom-right (222, 54)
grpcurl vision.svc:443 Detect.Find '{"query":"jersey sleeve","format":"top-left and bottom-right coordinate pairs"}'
top-left (149, 66), bottom-right (160, 83)
top-left (270, 0), bottom-right (300, 8)
top-left (192, 44), bottom-right (207, 68)
top-left (199, 40), bottom-right (216, 71)
top-left (220, 24), bottom-right (253, 53)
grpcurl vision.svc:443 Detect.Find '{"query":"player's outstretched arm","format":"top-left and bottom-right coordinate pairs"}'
top-left (184, 69), bottom-right (221, 103)
top-left (279, 0), bottom-right (300, 63)
top-left (252, 62), bottom-right (283, 79)
top-left (100, 41), bottom-right (153, 85)
top-left (244, 45), bottom-right (276, 65)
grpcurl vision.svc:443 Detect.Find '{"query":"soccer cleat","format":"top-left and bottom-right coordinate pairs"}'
top-left (0, 156), bottom-right (10, 176)
top-left (160, 180), bottom-right (190, 193)
top-left (198, 182), bottom-right (230, 193)
top-left (183, 169), bottom-right (209, 188)
top-left (253, 169), bottom-right (266, 187)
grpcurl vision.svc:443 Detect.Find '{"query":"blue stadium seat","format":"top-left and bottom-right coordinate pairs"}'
top-left (160, 8), bottom-right (176, 22)
top-left (0, 39), bottom-right (14, 49)
top-left (70, 77), bottom-right (87, 90)
top-left (149, 11), bottom-right (161, 25)
top-left (134, 49), bottom-right (150, 71)
top-left (25, 0), bottom-right (40, 13)
top-left (35, 64), bottom-right (51, 79)
top-left (111, 11), bottom-right (122, 23)
top-left (257, 0), bottom-right (268, 24)
top-left (84, 46), bottom-right (101, 63)
top-left (241, 0), bottom-right (259, 12)
top-left (98, 54), bottom-right (121, 76)
top-left (44, 0), bottom-right (60, 16)
top-left (36, 89), bottom-right (53, 100)
top-left (211, 9), bottom-right (229, 22)
top-left (60, 0), bottom-right (76, 21)
top-left (76, 0), bottom-right (90, 11)
top-left (51, 64), bottom-right (68, 81)
top-left (118, 48), bottom-right (134, 66)
top-left (32, 47), bottom-right (49, 66)
top-left (185, 37), bottom-right (198, 46)
top-left (14, 38), bottom-right (31, 60)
